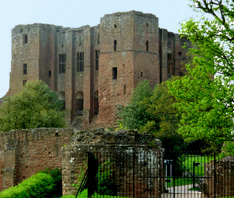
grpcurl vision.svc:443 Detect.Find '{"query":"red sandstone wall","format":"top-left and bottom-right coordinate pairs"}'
top-left (10, 25), bottom-right (41, 96)
top-left (62, 129), bottom-right (164, 196)
top-left (0, 128), bottom-right (73, 191)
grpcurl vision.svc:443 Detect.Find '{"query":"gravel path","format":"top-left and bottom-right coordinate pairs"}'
top-left (161, 184), bottom-right (201, 198)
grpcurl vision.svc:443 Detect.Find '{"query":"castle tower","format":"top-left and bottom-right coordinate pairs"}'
top-left (98, 11), bottom-right (160, 126)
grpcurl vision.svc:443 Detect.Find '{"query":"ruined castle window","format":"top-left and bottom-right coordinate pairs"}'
top-left (167, 53), bottom-right (172, 74)
top-left (146, 41), bottom-right (149, 51)
top-left (24, 34), bottom-right (28, 44)
top-left (112, 67), bottom-right (117, 80)
top-left (49, 70), bottom-right (51, 78)
top-left (141, 72), bottom-right (143, 77)
top-left (114, 24), bottom-right (117, 28)
top-left (79, 35), bottom-right (82, 46)
top-left (59, 54), bottom-right (66, 73)
top-left (59, 92), bottom-right (65, 110)
top-left (77, 52), bottom-right (84, 72)
top-left (114, 40), bottom-right (117, 51)
top-left (178, 52), bottom-right (182, 56)
top-left (23, 64), bottom-right (27, 75)
top-left (146, 23), bottom-right (149, 32)
top-left (94, 91), bottom-right (99, 115)
top-left (97, 33), bottom-right (100, 44)
top-left (123, 85), bottom-right (126, 95)
top-left (95, 50), bottom-right (100, 70)
top-left (23, 80), bottom-right (27, 86)
top-left (76, 92), bottom-right (83, 115)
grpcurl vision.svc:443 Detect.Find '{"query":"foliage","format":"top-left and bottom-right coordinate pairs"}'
top-left (72, 162), bottom-right (87, 190)
top-left (168, 0), bottom-right (234, 151)
top-left (118, 78), bottom-right (188, 153)
top-left (96, 160), bottom-right (116, 195)
top-left (0, 173), bottom-right (55, 198)
top-left (0, 80), bottom-right (66, 132)
top-left (73, 160), bottom-right (116, 196)
top-left (118, 80), bottom-right (153, 130)
top-left (220, 141), bottom-right (234, 157)
top-left (40, 168), bottom-right (62, 197)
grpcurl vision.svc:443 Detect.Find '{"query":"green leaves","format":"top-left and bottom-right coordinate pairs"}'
top-left (0, 173), bottom-right (55, 198)
top-left (0, 81), bottom-right (66, 132)
top-left (118, 80), bottom-right (153, 130)
top-left (168, 0), bottom-right (234, 152)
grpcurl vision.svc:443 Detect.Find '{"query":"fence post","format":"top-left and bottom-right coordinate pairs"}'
top-left (173, 158), bottom-right (175, 198)
top-left (133, 147), bottom-right (135, 198)
top-left (214, 152), bottom-right (216, 198)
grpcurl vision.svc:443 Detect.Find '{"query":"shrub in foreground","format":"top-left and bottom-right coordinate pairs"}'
top-left (0, 173), bottom-right (55, 198)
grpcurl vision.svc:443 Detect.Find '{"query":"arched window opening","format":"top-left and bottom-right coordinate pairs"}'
top-left (94, 91), bottom-right (99, 115)
top-left (114, 40), bottom-right (117, 51)
top-left (59, 92), bottom-right (65, 110)
top-left (76, 92), bottom-right (84, 116)
top-left (146, 41), bottom-right (149, 52)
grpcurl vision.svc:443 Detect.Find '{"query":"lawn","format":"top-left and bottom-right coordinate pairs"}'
top-left (166, 154), bottom-right (214, 187)
top-left (61, 189), bottom-right (129, 198)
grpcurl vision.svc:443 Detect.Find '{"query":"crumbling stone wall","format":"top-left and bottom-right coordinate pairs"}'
top-left (0, 128), bottom-right (73, 191)
top-left (203, 157), bottom-right (234, 198)
top-left (62, 129), bottom-right (164, 197)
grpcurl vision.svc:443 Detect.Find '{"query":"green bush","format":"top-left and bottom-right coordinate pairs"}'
top-left (0, 172), bottom-right (55, 198)
top-left (40, 168), bottom-right (62, 197)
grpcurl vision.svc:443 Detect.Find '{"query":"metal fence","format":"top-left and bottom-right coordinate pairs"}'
top-left (75, 148), bottom-right (234, 198)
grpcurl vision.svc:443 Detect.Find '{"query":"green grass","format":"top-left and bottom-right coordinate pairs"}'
top-left (166, 154), bottom-right (214, 187)
top-left (61, 189), bottom-right (129, 198)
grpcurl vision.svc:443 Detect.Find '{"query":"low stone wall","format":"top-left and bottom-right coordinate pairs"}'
top-left (0, 128), bottom-right (73, 191)
top-left (203, 156), bottom-right (234, 198)
top-left (62, 129), bottom-right (164, 197)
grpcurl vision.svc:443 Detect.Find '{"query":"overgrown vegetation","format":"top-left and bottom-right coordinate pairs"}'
top-left (118, 79), bottom-right (188, 154)
top-left (73, 160), bottom-right (116, 196)
top-left (168, 0), bottom-right (234, 153)
top-left (0, 168), bottom-right (62, 198)
top-left (0, 80), bottom-right (66, 132)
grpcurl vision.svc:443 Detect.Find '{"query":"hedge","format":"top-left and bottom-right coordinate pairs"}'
top-left (0, 172), bottom-right (55, 198)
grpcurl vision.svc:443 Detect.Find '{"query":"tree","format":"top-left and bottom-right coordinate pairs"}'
top-left (118, 80), bottom-right (153, 130)
top-left (118, 78), bottom-right (187, 153)
top-left (168, 0), bottom-right (234, 151)
top-left (140, 78), bottom-right (180, 137)
top-left (0, 80), bottom-right (66, 132)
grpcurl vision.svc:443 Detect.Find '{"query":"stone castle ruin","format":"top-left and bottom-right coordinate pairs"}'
top-left (7, 11), bottom-right (191, 128)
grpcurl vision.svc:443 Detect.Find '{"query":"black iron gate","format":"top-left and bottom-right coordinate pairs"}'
top-left (162, 151), bottom-right (215, 198)
top-left (75, 148), bottom-right (234, 198)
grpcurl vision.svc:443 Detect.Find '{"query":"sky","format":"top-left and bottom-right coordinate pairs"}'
top-left (0, 0), bottom-right (198, 98)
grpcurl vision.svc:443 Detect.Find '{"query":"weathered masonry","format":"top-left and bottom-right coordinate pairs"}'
top-left (8, 11), bottom-right (191, 128)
